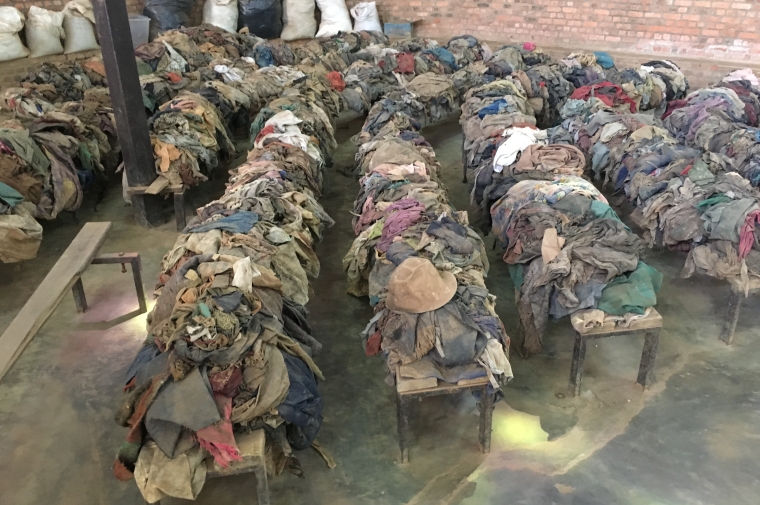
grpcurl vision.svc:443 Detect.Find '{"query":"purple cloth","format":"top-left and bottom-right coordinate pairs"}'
top-left (377, 199), bottom-right (426, 252)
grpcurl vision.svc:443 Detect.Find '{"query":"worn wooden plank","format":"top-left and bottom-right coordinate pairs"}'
top-left (145, 176), bottom-right (170, 195)
top-left (571, 308), bottom-right (662, 336)
top-left (0, 222), bottom-right (112, 380)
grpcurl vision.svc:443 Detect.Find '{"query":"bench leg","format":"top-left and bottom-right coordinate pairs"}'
top-left (397, 393), bottom-right (410, 464)
top-left (720, 290), bottom-right (741, 345)
top-left (478, 386), bottom-right (494, 454)
top-left (637, 329), bottom-right (661, 388)
top-left (130, 256), bottom-right (148, 314)
top-left (568, 332), bottom-right (587, 397)
top-left (254, 464), bottom-right (270, 505)
top-left (462, 137), bottom-right (468, 183)
top-left (72, 278), bottom-right (88, 313)
top-left (174, 192), bottom-right (186, 232)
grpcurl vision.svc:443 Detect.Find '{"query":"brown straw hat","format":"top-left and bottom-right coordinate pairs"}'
top-left (386, 257), bottom-right (458, 314)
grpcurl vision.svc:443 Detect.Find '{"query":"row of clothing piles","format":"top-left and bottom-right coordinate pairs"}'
top-left (456, 49), bottom-right (663, 357)
top-left (547, 68), bottom-right (760, 294)
top-left (0, 25), bottom-right (393, 263)
top-left (112, 28), bottom-right (503, 504)
top-left (0, 78), bottom-right (118, 263)
top-left (113, 46), bottom-right (350, 504)
top-left (342, 45), bottom-right (514, 392)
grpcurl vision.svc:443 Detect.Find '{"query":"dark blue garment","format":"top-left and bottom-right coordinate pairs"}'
top-left (253, 46), bottom-right (275, 67)
top-left (478, 99), bottom-right (508, 119)
top-left (423, 47), bottom-right (458, 70)
top-left (187, 211), bottom-right (259, 234)
top-left (124, 342), bottom-right (161, 385)
top-left (278, 352), bottom-right (323, 450)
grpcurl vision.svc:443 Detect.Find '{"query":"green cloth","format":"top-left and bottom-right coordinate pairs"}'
top-left (0, 182), bottom-right (23, 207)
top-left (696, 193), bottom-right (732, 211)
top-left (597, 261), bottom-right (662, 315)
top-left (142, 90), bottom-right (155, 111)
top-left (0, 128), bottom-right (50, 176)
top-left (508, 264), bottom-right (524, 291)
top-left (590, 200), bottom-right (631, 231)
top-left (687, 158), bottom-right (715, 186)
top-left (135, 58), bottom-right (153, 76)
top-left (249, 107), bottom-right (276, 141)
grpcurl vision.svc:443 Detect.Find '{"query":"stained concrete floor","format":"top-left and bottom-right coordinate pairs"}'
top-left (1, 116), bottom-right (759, 505)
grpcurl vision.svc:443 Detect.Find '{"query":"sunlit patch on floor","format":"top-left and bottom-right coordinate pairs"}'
top-left (492, 404), bottom-right (549, 448)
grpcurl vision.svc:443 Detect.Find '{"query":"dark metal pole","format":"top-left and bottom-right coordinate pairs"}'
top-left (91, 0), bottom-right (164, 227)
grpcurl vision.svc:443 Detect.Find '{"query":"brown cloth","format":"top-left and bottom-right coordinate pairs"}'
top-left (511, 144), bottom-right (586, 180)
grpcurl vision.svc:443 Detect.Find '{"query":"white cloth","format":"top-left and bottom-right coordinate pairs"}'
top-left (493, 127), bottom-right (547, 173)
top-left (723, 68), bottom-right (760, 87)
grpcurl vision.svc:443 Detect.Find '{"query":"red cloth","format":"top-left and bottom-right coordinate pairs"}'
top-left (570, 81), bottom-right (638, 113)
top-left (365, 331), bottom-right (382, 356)
top-left (209, 367), bottom-right (242, 397)
top-left (396, 52), bottom-right (415, 73)
top-left (739, 209), bottom-right (760, 258)
top-left (680, 164), bottom-right (693, 176)
top-left (661, 99), bottom-right (688, 120)
top-left (523, 42), bottom-right (536, 51)
top-left (326, 71), bottom-right (346, 91)
top-left (254, 124), bottom-right (275, 144)
top-left (166, 72), bottom-right (183, 84)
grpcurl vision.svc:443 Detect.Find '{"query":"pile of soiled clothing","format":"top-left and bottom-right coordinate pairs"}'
top-left (461, 78), bottom-right (538, 218)
top-left (613, 61), bottom-right (688, 113)
top-left (20, 61), bottom-right (95, 103)
top-left (491, 175), bottom-right (661, 356)
top-left (116, 77), bottom-right (339, 505)
top-left (552, 96), bottom-right (760, 295)
top-left (717, 68), bottom-right (760, 126)
top-left (560, 51), bottom-right (618, 88)
top-left (149, 91), bottom-right (235, 187)
top-left (663, 85), bottom-right (760, 186)
top-left (0, 181), bottom-right (42, 263)
top-left (345, 87), bottom-right (513, 391)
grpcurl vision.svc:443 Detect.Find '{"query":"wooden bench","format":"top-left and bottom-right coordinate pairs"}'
top-left (126, 180), bottom-right (187, 231)
top-left (720, 276), bottom-right (760, 345)
top-left (0, 222), bottom-right (147, 381)
top-left (206, 430), bottom-right (270, 505)
top-left (395, 374), bottom-right (495, 464)
top-left (568, 308), bottom-right (662, 397)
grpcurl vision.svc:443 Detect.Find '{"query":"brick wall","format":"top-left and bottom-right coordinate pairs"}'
top-left (350, 0), bottom-right (760, 64)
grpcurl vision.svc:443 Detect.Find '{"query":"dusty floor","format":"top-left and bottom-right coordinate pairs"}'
top-left (1, 116), bottom-right (759, 505)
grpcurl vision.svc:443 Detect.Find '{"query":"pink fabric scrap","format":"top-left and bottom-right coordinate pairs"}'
top-left (739, 209), bottom-right (760, 259)
top-left (377, 199), bottom-right (426, 252)
top-left (523, 42), bottom-right (537, 51)
top-left (196, 395), bottom-right (243, 468)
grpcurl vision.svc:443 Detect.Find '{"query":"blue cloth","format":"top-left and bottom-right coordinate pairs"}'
top-left (0, 182), bottom-right (23, 207)
top-left (424, 47), bottom-right (458, 70)
top-left (593, 51), bottom-right (615, 69)
top-left (278, 352), bottom-right (323, 450)
top-left (478, 99), bottom-right (510, 118)
top-left (187, 211), bottom-right (259, 234)
top-left (253, 46), bottom-right (275, 67)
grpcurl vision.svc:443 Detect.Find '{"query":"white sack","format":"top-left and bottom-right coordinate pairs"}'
top-left (26, 6), bottom-right (65, 57)
top-left (202, 0), bottom-right (238, 33)
top-left (281, 0), bottom-right (316, 41)
top-left (63, 0), bottom-right (99, 54)
top-left (315, 0), bottom-right (351, 38)
top-left (0, 7), bottom-right (29, 62)
top-left (350, 2), bottom-right (381, 32)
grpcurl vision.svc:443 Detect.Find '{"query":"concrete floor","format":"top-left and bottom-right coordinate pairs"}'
top-left (1, 116), bottom-right (759, 505)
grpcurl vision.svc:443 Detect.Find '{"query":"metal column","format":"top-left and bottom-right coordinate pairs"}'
top-left (91, 0), bottom-right (164, 227)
